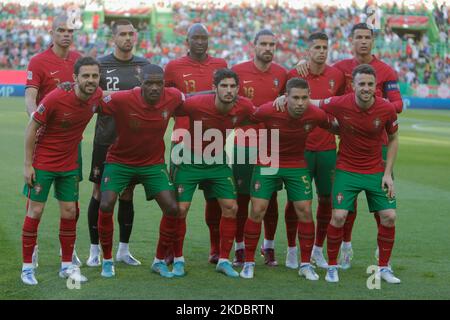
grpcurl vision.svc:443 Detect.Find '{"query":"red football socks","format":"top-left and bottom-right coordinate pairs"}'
top-left (173, 217), bottom-right (186, 258)
top-left (315, 197), bottom-right (332, 247)
top-left (205, 199), bottom-right (221, 255)
top-left (59, 218), bottom-right (77, 263)
top-left (263, 194), bottom-right (278, 241)
top-left (327, 224), bottom-right (344, 266)
top-left (378, 225), bottom-right (395, 267)
top-left (98, 209), bottom-right (114, 260)
top-left (284, 201), bottom-right (298, 247)
top-left (219, 216), bottom-right (237, 259)
top-left (156, 215), bottom-right (177, 260)
top-left (298, 221), bottom-right (315, 263)
top-left (235, 194), bottom-right (250, 243)
top-left (22, 216), bottom-right (40, 264)
top-left (243, 218), bottom-right (262, 262)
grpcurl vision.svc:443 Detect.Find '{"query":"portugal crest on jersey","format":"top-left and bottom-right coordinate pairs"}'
top-left (177, 184), bottom-right (184, 195)
top-left (373, 118), bottom-right (381, 129)
top-left (274, 78), bottom-right (279, 87)
top-left (231, 116), bottom-right (238, 126)
top-left (161, 110), bottom-right (169, 120)
top-left (304, 123), bottom-right (313, 132)
top-left (329, 79), bottom-right (335, 91)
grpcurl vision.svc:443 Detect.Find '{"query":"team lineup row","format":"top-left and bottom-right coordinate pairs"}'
top-left (20, 16), bottom-right (401, 286)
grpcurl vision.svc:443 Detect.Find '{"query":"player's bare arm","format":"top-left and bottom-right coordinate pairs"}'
top-left (25, 87), bottom-right (38, 117)
top-left (383, 132), bottom-right (399, 198)
top-left (24, 118), bottom-right (41, 186)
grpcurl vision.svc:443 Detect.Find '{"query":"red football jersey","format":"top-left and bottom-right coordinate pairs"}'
top-left (287, 65), bottom-right (346, 151)
top-left (232, 60), bottom-right (287, 146)
top-left (164, 54), bottom-right (227, 142)
top-left (101, 87), bottom-right (184, 166)
top-left (333, 56), bottom-right (403, 113)
top-left (176, 94), bottom-right (255, 160)
top-left (251, 102), bottom-right (332, 168)
top-left (334, 56), bottom-right (403, 145)
top-left (320, 94), bottom-right (398, 174)
top-left (26, 46), bottom-right (82, 105)
top-left (32, 87), bottom-right (103, 172)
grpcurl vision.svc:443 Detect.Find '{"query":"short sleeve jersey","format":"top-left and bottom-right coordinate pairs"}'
top-left (320, 94), bottom-right (398, 174)
top-left (177, 94), bottom-right (255, 158)
top-left (26, 47), bottom-right (82, 105)
top-left (101, 87), bottom-right (184, 166)
top-left (231, 60), bottom-right (287, 147)
top-left (165, 54), bottom-right (228, 141)
top-left (31, 87), bottom-right (103, 171)
top-left (94, 54), bottom-right (150, 146)
top-left (252, 102), bottom-right (332, 168)
top-left (287, 65), bottom-right (346, 151)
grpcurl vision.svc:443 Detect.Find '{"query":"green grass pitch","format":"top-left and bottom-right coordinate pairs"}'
top-left (1, 97), bottom-right (449, 300)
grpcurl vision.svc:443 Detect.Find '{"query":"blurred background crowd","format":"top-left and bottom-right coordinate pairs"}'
top-left (0, 0), bottom-right (448, 85)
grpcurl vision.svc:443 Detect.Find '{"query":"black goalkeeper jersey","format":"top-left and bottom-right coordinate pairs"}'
top-left (93, 54), bottom-right (150, 146)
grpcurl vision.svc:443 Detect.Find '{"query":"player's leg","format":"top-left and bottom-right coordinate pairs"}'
top-left (172, 163), bottom-right (199, 270)
top-left (208, 164), bottom-right (239, 277)
top-left (141, 164), bottom-right (178, 278)
top-left (97, 163), bottom-right (131, 277)
top-left (325, 170), bottom-right (360, 283)
top-left (232, 145), bottom-right (255, 267)
top-left (71, 143), bottom-right (83, 267)
top-left (202, 186), bottom-right (221, 264)
top-left (261, 192), bottom-right (279, 266)
top-left (55, 170), bottom-right (87, 282)
top-left (283, 168), bottom-right (318, 280)
top-left (312, 149), bottom-right (336, 269)
top-left (240, 165), bottom-right (277, 279)
top-left (116, 184), bottom-right (140, 265)
top-left (366, 172), bottom-right (400, 283)
top-left (20, 168), bottom-right (54, 285)
top-left (86, 143), bottom-right (108, 267)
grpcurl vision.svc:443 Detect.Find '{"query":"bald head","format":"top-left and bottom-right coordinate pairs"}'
top-left (51, 14), bottom-right (74, 49)
top-left (187, 23), bottom-right (208, 38)
top-left (187, 23), bottom-right (209, 60)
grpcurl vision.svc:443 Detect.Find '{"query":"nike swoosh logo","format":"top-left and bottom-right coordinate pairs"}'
top-left (183, 74), bottom-right (192, 78)
top-left (50, 71), bottom-right (59, 75)
top-left (64, 113), bottom-right (72, 116)
top-left (305, 190), bottom-right (311, 194)
top-left (129, 113), bottom-right (138, 116)
top-left (107, 69), bottom-right (116, 74)
top-left (243, 80), bottom-right (253, 84)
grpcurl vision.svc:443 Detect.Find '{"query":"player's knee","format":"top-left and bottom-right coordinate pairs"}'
top-left (177, 203), bottom-right (190, 218)
top-left (250, 204), bottom-right (267, 222)
top-left (221, 202), bottom-right (238, 217)
top-left (164, 202), bottom-right (179, 217)
top-left (27, 204), bottom-right (44, 219)
top-left (119, 189), bottom-right (133, 201)
top-left (99, 200), bottom-right (115, 213)
top-left (380, 210), bottom-right (396, 226)
top-left (331, 213), bottom-right (346, 227)
top-left (295, 204), bottom-right (312, 222)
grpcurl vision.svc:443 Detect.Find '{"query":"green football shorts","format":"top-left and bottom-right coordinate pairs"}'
top-left (250, 166), bottom-right (312, 202)
top-left (304, 149), bottom-right (336, 196)
top-left (173, 163), bottom-right (237, 202)
top-left (101, 163), bottom-right (174, 200)
top-left (23, 168), bottom-right (79, 202)
top-left (332, 169), bottom-right (396, 212)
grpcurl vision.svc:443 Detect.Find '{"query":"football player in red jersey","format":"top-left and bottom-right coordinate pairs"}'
top-left (165, 24), bottom-right (228, 264)
top-left (24, 14), bottom-right (83, 269)
top-left (21, 57), bottom-right (103, 285)
top-left (285, 32), bottom-right (346, 269)
top-left (296, 23), bottom-right (403, 269)
top-left (231, 30), bottom-right (287, 267)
